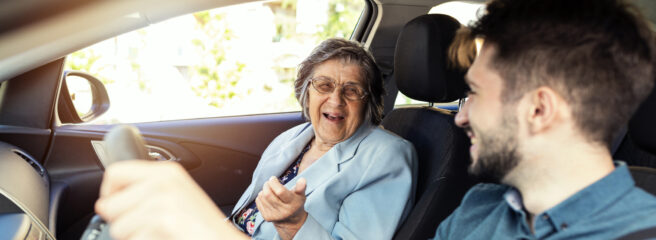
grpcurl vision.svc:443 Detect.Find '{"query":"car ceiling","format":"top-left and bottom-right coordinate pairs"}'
top-left (0, 0), bottom-right (262, 82)
top-left (0, 0), bottom-right (654, 83)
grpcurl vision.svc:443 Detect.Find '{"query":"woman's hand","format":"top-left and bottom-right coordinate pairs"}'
top-left (95, 160), bottom-right (247, 240)
top-left (256, 176), bottom-right (308, 240)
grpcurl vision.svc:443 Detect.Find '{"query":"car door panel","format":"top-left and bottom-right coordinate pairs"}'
top-left (182, 142), bottom-right (260, 212)
top-left (136, 113), bottom-right (306, 212)
top-left (45, 112), bottom-right (305, 238)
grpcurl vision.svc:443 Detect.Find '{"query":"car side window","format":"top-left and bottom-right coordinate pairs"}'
top-left (64, 0), bottom-right (365, 124)
top-left (393, 1), bottom-right (482, 108)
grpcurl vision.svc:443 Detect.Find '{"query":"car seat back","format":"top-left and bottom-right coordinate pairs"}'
top-left (382, 14), bottom-right (477, 240)
top-left (616, 73), bottom-right (656, 239)
top-left (626, 85), bottom-right (656, 195)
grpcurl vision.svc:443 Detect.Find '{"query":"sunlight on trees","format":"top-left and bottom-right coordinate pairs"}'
top-left (64, 0), bottom-right (365, 123)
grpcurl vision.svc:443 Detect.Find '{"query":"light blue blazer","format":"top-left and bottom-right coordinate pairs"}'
top-left (230, 122), bottom-right (417, 240)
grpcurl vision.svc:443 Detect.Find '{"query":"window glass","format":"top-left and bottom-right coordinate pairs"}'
top-left (393, 1), bottom-right (483, 108)
top-left (65, 0), bottom-right (365, 124)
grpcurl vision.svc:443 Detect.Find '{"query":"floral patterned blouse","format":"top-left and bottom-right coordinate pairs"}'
top-left (233, 142), bottom-right (311, 236)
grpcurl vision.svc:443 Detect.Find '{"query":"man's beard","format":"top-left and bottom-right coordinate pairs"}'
top-left (468, 115), bottom-right (520, 183)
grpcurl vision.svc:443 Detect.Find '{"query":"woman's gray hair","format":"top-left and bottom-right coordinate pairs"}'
top-left (294, 38), bottom-right (385, 125)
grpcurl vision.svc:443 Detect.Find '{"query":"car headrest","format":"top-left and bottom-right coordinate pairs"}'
top-left (394, 14), bottom-right (467, 103)
top-left (629, 86), bottom-right (656, 154)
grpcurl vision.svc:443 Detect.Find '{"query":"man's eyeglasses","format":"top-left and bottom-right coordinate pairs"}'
top-left (310, 77), bottom-right (368, 101)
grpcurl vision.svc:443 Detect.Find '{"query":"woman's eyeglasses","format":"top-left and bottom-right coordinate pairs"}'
top-left (310, 77), bottom-right (368, 101)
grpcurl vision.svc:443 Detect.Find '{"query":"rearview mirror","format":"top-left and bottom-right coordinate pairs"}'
top-left (58, 70), bottom-right (110, 123)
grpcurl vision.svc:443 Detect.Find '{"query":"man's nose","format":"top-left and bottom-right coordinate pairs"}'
top-left (455, 99), bottom-right (469, 128)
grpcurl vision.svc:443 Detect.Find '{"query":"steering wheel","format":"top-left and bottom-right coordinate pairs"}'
top-left (80, 125), bottom-right (149, 240)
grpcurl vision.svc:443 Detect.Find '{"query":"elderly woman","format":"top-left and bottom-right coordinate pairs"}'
top-left (229, 38), bottom-right (417, 239)
top-left (95, 38), bottom-right (416, 240)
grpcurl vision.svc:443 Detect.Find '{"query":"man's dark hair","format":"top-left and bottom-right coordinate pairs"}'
top-left (470, 0), bottom-right (656, 147)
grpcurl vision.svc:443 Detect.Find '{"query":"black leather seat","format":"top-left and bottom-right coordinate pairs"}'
top-left (382, 14), bottom-right (476, 240)
top-left (627, 85), bottom-right (656, 195)
top-left (617, 79), bottom-right (656, 239)
top-left (613, 77), bottom-right (656, 169)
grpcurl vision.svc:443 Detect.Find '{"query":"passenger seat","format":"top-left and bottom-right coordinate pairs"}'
top-left (382, 14), bottom-right (476, 240)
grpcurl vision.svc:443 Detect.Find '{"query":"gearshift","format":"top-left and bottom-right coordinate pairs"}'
top-left (80, 125), bottom-right (150, 240)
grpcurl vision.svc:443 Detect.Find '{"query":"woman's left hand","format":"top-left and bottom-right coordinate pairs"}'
top-left (256, 176), bottom-right (308, 240)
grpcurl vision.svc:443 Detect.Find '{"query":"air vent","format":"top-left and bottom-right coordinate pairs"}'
top-left (11, 149), bottom-right (45, 177)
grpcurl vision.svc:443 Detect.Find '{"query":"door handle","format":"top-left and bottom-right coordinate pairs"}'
top-left (146, 145), bottom-right (178, 162)
top-left (91, 140), bottom-right (179, 168)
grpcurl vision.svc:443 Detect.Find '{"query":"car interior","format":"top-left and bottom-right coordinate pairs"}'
top-left (383, 13), bottom-right (476, 240)
top-left (0, 0), bottom-right (655, 239)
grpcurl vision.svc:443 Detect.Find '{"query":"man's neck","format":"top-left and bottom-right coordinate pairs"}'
top-left (504, 140), bottom-right (615, 218)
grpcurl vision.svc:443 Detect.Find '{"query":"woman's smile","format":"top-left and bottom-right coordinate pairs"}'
top-left (322, 111), bottom-right (345, 122)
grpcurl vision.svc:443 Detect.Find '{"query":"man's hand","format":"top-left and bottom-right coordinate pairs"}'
top-left (94, 160), bottom-right (247, 240)
top-left (255, 176), bottom-right (308, 240)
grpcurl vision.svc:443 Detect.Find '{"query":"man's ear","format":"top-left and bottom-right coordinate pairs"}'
top-left (525, 87), bottom-right (561, 134)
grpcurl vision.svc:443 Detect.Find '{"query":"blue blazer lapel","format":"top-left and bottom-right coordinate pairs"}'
top-left (236, 123), bottom-right (376, 237)
top-left (233, 123), bottom-right (315, 216)
top-left (284, 123), bottom-right (376, 196)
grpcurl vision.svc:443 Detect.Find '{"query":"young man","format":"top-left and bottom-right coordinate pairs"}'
top-left (435, 0), bottom-right (656, 239)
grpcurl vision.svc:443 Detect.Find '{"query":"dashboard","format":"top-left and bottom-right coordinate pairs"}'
top-left (0, 141), bottom-right (54, 239)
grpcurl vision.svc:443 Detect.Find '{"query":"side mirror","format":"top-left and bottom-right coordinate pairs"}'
top-left (58, 70), bottom-right (110, 123)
